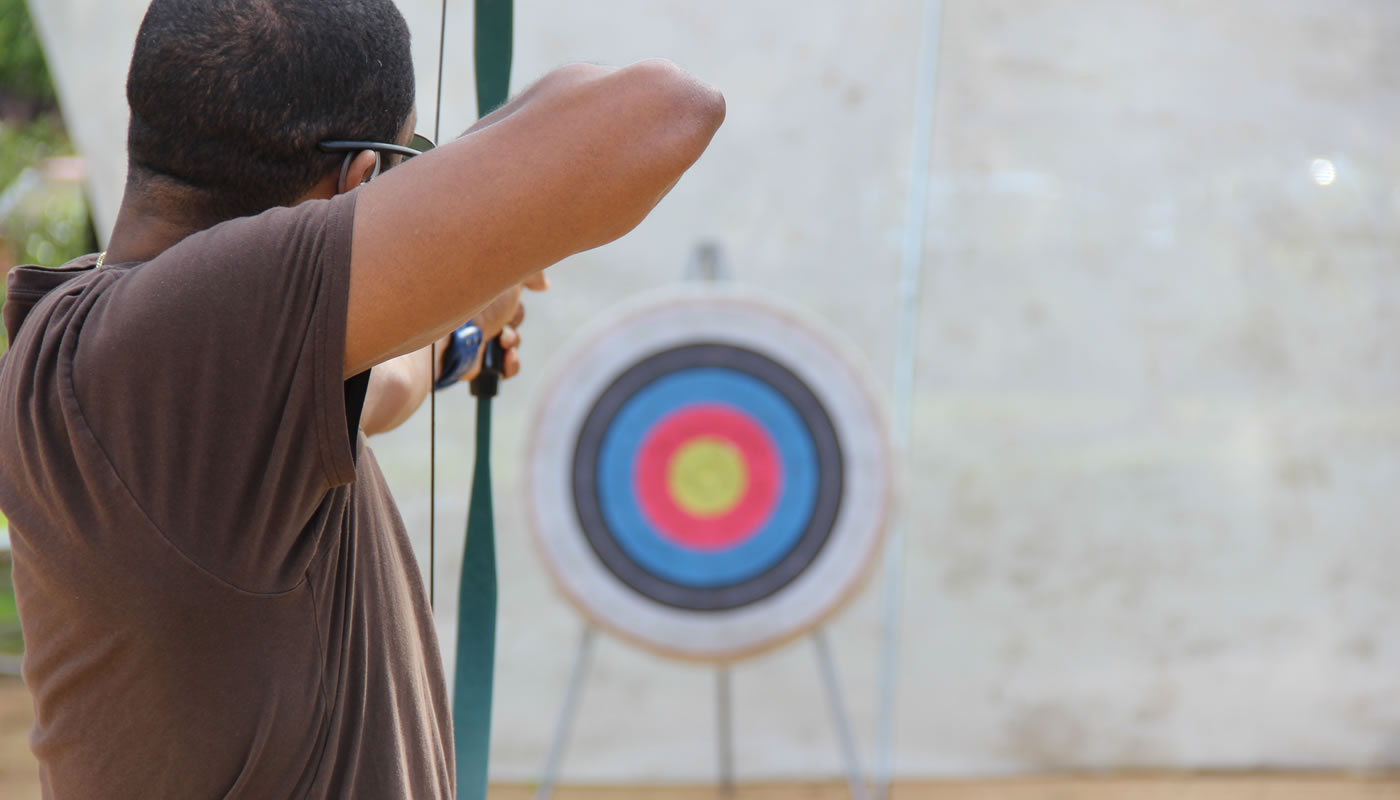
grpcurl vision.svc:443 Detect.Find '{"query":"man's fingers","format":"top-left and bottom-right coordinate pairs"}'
top-left (493, 324), bottom-right (522, 379)
top-left (498, 325), bottom-right (520, 350)
top-left (524, 271), bottom-right (550, 292)
top-left (510, 302), bottom-right (525, 328)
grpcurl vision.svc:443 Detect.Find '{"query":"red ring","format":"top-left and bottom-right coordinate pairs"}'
top-left (634, 404), bottom-right (781, 551)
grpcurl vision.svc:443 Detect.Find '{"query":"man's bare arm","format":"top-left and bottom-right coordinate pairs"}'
top-left (359, 346), bottom-right (433, 436)
top-left (344, 59), bottom-right (724, 377)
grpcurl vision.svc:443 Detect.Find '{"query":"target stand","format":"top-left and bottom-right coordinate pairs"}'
top-left (527, 259), bottom-right (890, 798)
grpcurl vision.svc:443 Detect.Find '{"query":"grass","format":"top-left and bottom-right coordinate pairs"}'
top-left (0, 510), bottom-right (15, 658)
top-left (0, 579), bottom-right (14, 634)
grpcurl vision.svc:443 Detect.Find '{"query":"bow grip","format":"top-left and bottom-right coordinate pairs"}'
top-left (469, 337), bottom-right (506, 398)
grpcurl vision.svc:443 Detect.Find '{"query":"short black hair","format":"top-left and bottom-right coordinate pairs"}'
top-left (126, 0), bottom-right (415, 220)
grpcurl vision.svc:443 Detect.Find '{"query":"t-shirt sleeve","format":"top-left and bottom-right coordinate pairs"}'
top-left (73, 193), bottom-right (360, 593)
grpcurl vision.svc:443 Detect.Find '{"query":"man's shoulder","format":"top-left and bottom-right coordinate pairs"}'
top-left (2, 253), bottom-right (102, 346)
top-left (186, 193), bottom-right (357, 251)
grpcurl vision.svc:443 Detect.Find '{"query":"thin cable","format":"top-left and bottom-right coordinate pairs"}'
top-left (434, 0), bottom-right (448, 145)
top-left (875, 0), bottom-right (945, 797)
top-left (428, 0), bottom-right (449, 612)
top-left (429, 357), bottom-right (436, 612)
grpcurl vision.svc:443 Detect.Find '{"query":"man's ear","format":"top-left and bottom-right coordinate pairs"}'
top-left (338, 150), bottom-right (381, 193)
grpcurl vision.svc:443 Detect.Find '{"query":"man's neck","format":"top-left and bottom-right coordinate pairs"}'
top-left (103, 170), bottom-right (218, 264)
top-left (103, 205), bottom-right (201, 265)
top-left (103, 169), bottom-right (339, 265)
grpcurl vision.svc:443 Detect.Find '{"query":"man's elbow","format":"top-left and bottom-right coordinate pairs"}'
top-left (631, 58), bottom-right (726, 161)
top-left (559, 59), bottom-right (726, 247)
top-left (684, 75), bottom-right (726, 149)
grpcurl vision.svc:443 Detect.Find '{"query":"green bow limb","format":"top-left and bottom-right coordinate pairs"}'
top-left (446, 1), bottom-right (513, 798)
top-left (473, 0), bottom-right (514, 117)
top-left (455, 342), bottom-right (502, 800)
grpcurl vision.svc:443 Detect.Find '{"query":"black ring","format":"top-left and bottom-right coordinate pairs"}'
top-left (571, 343), bottom-right (844, 612)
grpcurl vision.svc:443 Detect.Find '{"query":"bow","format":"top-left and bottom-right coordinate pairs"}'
top-left (427, 1), bottom-right (513, 798)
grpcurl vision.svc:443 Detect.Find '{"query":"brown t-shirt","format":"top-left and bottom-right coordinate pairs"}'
top-left (0, 194), bottom-right (454, 798)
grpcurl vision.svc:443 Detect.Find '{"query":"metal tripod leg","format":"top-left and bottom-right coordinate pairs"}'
top-left (813, 629), bottom-right (869, 800)
top-left (717, 665), bottom-right (735, 795)
top-left (535, 626), bottom-right (598, 800)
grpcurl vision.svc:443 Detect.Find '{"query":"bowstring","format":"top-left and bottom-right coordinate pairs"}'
top-left (429, 0), bottom-right (449, 612)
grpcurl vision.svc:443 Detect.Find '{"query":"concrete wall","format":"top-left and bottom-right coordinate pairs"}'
top-left (30, 0), bottom-right (1400, 781)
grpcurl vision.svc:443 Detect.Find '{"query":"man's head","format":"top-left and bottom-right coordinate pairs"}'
top-left (125, 0), bottom-right (415, 222)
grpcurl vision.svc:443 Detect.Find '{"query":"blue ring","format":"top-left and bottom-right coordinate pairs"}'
top-left (596, 369), bottom-right (818, 588)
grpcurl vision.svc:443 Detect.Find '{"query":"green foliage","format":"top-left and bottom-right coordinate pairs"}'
top-left (0, 578), bottom-right (18, 658)
top-left (9, 177), bottom-right (90, 267)
top-left (0, 116), bottom-right (93, 353)
top-left (0, 114), bottom-right (70, 192)
top-left (0, 0), bottom-right (55, 105)
top-left (0, 0), bottom-right (80, 355)
top-left (0, 0), bottom-right (57, 631)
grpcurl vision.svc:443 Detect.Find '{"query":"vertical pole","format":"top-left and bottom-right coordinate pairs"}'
top-left (813, 630), bottom-right (868, 800)
top-left (717, 665), bottom-right (735, 796)
top-left (687, 239), bottom-right (728, 284)
top-left (535, 627), bottom-right (598, 800)
top-left (876, 0), bottom-right (947, 797)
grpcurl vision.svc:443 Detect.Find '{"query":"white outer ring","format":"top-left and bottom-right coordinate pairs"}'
top-left (528, 287), bottom-right (891, 661)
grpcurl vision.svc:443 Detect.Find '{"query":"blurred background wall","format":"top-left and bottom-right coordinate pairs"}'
top-left (24, 0), bottom-right (1400, 783)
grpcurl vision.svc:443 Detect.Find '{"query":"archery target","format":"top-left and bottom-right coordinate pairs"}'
top-left (529, 288), bottom-right (890, 661)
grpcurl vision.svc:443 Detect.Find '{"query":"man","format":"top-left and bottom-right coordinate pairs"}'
top-left (0, 0), bottom-right (724, 796)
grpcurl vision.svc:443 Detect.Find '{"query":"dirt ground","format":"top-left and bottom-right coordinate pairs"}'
top-left (0, 678), bottom-right (35, 799)
top-left (1, 677), bottom-right (1397, 799)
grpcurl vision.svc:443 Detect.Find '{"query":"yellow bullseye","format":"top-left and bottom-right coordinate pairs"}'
top-left (668, 437), bottom-right (748, 518)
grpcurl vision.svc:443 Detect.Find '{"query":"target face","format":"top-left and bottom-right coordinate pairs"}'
top-left (530, 289), bottom-right (890, 661)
